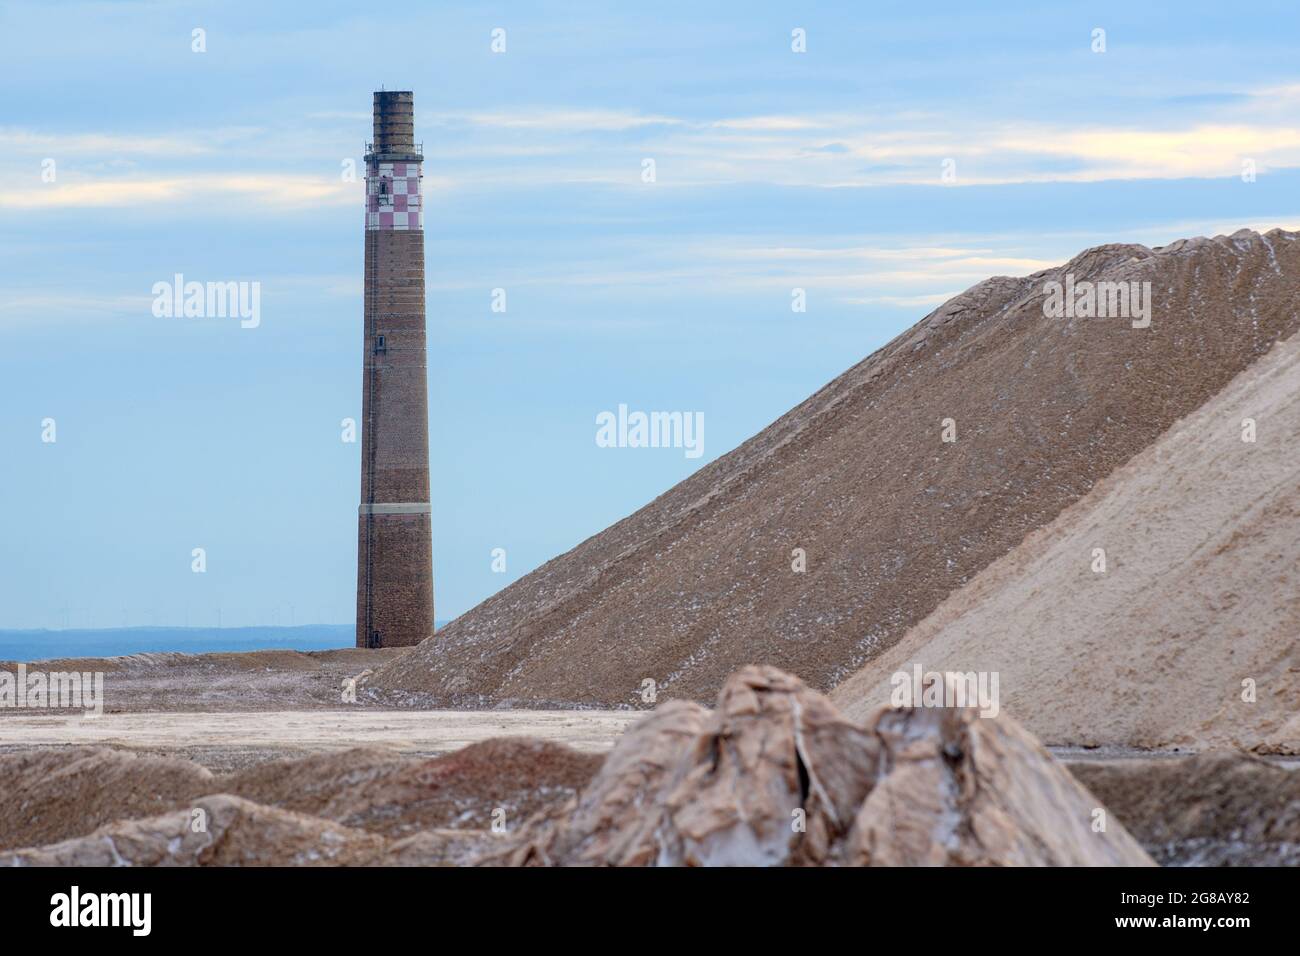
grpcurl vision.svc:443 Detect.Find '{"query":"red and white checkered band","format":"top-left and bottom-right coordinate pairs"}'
top-left (366, 160), bottom-right (424, 231)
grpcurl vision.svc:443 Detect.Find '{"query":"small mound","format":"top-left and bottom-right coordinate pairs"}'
top-left (1070, 753), bottom-right (1300, 866)
top-left (0, 736), bottom-right (604, 854)
top-left (0, 747), bottom-right (213, 851)
top-left (0, 794), bottom-right (473, 867)
top-left (223, 739), bottom-right (603, 837)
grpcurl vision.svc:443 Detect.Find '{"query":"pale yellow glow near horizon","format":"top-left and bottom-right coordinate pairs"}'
top-left (0, 175), bottom-right (356, 209)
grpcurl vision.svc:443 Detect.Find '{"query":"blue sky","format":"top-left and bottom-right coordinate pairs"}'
top-left (2, 0), bottom-right (1298, 630)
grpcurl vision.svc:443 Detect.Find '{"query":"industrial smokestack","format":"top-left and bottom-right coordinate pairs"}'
top-left (356, 90), bottom-right (434, 649)
top-left (371, 90), bottom-right (415, 152)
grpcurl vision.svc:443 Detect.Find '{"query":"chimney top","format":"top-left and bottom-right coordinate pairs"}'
top-left (371, 90), bottom-right (415, 154)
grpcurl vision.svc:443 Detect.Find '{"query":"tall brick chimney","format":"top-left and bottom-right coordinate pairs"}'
top-left (356, 90), bottom-right (434, 649)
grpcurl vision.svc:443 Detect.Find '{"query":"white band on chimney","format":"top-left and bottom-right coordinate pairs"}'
top-left (359, 502), bottom-right (431, 515)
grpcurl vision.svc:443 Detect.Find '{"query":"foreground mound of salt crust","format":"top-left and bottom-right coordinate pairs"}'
top-left (832, 332), bottom-right (1300, 753)
top-left (486, 666), bottom-right (1154, 866)
top-left (367, 229), bottom-right (1300, 708)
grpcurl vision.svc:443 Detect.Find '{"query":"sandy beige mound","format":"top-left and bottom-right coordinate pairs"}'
top-left (223, 739), bottom-right (603, 837)
top-left (368, 229), bottom-right (1300, 708)
top-left (0, 747), bottom-right (214, 851)
top-left (832, 331), bottom-right (1300, 752)
top-left (487, 666), bottom-right (1153, 866)
top-left (0, 793), bottom-right (480, 867)
top-left (1069, 753), bottom-right (1300, 867)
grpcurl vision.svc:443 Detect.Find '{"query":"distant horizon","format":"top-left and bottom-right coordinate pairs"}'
top-left (0, 622), bottom-right (452, 662)
top-left (0, 621), bottom-right (452, 633)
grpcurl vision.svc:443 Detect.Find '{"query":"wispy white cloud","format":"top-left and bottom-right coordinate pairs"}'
top-left (0, 173), bottom-right (356, 210)
top-left (0, 126), bottom-right (261, 157)
top-left (838, 292), bottom-right (959, 307)
top-left (437, 109), bottom-right (684, 131)
top-left (3, 79), bottom-right (1299, 215)
top-left (0, 292), bottom-right (149, 326)
top-left (710, 116), bottom-right (828, 132)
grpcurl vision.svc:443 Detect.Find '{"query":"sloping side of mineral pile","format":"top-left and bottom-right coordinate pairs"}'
top-left (370, 230), bottom-right (1300, 709)
top-left (832, 332), bottom-right (1300, 752)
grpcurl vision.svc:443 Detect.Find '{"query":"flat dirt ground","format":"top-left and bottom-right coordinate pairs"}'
top-left (0, 710), bottom-right (637, 772)
top-left (4, 648), bottom-right (1291, 774)
top-left (0, 649), bottom-right (638, 771)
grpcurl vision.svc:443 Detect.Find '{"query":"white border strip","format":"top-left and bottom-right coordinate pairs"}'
top-left (359, 502), bottom-right (431, 515)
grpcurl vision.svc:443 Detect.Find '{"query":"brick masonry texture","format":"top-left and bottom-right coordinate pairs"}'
top-left (355, 180), bottom-right (434, 648)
